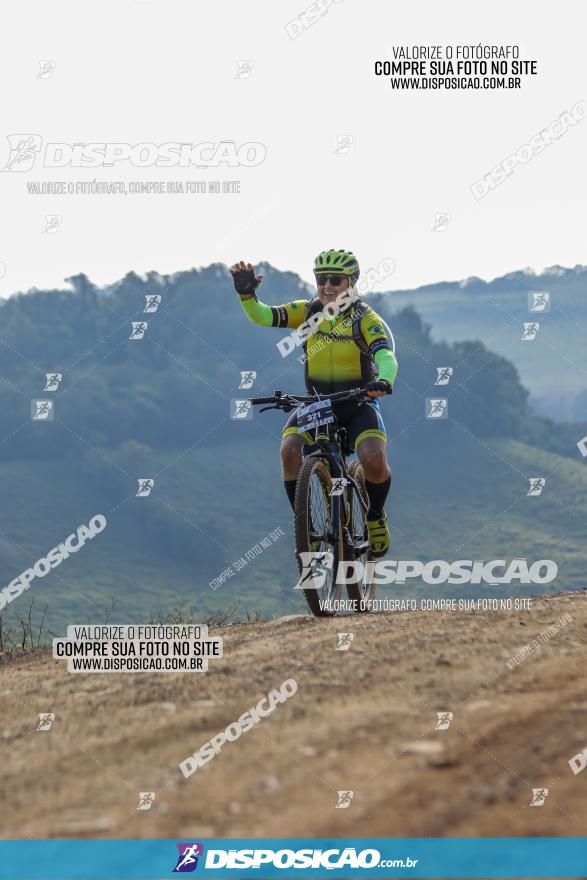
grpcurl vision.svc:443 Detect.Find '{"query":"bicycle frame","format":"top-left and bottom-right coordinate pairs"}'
top-left (249, 387), bottom-right (370, 554)
top-left (301, 420), bottom-right (369, 556)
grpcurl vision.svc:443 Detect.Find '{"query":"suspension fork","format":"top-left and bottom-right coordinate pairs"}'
top-left (304, 432), bottom-right (350, 546)
top-left (304, 439), bottom-right (343, 546)
top-left (323, 445), bottom-right (346, 548)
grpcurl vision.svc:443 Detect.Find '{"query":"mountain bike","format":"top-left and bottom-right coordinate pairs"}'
top-left (248, 388), bottom-right (376, 617)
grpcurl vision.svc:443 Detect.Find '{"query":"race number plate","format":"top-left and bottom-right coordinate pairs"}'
top-left (297, 398), bottom-right (334, 432)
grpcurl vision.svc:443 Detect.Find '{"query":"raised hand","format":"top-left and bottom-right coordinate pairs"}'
top-left (230, 261), bottom-right (263, 296)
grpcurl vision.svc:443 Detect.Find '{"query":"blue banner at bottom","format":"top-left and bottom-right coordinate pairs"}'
top-left (0, 838), bottom-right (584, 879)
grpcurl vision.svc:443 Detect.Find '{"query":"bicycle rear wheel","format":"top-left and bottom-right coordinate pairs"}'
top-left (294, 456), bottom-right (342, 617)
top-left (345, 460), bottom-right (376, 610)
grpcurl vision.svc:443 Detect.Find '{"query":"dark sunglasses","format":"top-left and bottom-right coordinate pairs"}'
top-left (315, 274), bottom-right (346, 287)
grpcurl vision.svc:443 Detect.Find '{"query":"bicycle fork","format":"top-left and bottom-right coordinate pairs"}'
top-left (303, 435), bottom-right (360, 554)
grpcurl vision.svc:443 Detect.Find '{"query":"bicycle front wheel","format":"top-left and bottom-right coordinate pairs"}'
top-left (345, 459), bottom-right (376, 610)
top-left (294, 456), bottom-right (342, 617)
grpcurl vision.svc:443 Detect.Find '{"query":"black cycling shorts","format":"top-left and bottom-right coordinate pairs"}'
top-left (282, 398), bottom-right (387, 453)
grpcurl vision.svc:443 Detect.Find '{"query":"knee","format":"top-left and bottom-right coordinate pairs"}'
top-left (358, 441), bottom-right (390, 481)
top-left (366, 460), bottom-right (390, 482)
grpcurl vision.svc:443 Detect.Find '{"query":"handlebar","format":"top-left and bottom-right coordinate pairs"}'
top-left (248, 388), bottom-right (369, 411)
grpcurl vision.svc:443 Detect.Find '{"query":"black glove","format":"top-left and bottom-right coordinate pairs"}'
top-left (230, 264), bottom-right (261, 296)
top-left (364, 379), bottom-right (392, 395)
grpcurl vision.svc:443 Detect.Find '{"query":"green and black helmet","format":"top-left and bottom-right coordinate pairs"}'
top-left (313, 249), bottom-right (360, 281)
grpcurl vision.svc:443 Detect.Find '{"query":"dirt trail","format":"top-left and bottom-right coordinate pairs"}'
top-left (0, 591), bottom-right (586, 841)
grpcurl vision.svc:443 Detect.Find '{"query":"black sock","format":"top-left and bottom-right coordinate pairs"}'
top-left (284, 479), bottom-right (297, 512)
top-left (365, 476), bottom-right (391, 519)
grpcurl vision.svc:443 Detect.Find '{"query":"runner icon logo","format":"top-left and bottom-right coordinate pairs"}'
top-left (36, 713), bottom-right (55, 731)
top-left (294, 552), bottom-right (334, 591)
top-left (528, 292), bottom-right (551, 313)
top-left (238, 371), bottom-right (256, 389)
top-left (231, 399), bottom-right (253, 419)
top-left (173, 843), bottom-right (204, 872)
top-left (431, 212), bottom-right (451, 231)
top-left (527, 477), bottom-right (545, 496)
top-left (137, 792), bottom-right (155, 810)
top-left (37, 61), bottom-right (56, 79)
top-left (333, 134), bottom-right (354, 155)
top-left (144, 295), bottom-right (161, 313)
top-left (235, 60), bottom-right (254, 79)
top-left (2, 134), bottom-right (42, 171)
top-left (530, 788), bottom-right (549, 806)
top-left (435, 712), bottom-right (453, 730)
top-left (336, 790), bottom-right (354, 809)
top-left (130, 321), bottom-right (148, 340)
top-left (136, 479), bottom-right (155, 497)
top-left (44, 373), bottom-right (62, 391)
top-left (330, 477), bottom-right (347, 496)
top-left (31, 400), bottom-right (54, 421)
top-left (434, 367), bottom-right (453, 386)
top-left (426, 398), bottom-right (448, 419)
top-left (521, 322), bottom-right (540, 341)
top-left (43, 214), bottom-right (62, 234)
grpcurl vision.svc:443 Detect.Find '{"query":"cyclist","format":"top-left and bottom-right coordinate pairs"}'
top-left (230, 249), bottom-right (398, 557)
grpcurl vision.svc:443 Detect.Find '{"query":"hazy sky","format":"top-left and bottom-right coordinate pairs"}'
top-left (0, 0), bottom-right (585, 297)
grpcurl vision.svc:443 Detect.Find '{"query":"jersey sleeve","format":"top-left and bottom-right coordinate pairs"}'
top-left (375, 348), bottom-right (398, 385)
top-left (360, 307), bottom-right (398, 384)
top-left (239, 296), bottom-right (308, 329)
top-left (359, 307), bottom-right (392, 355)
